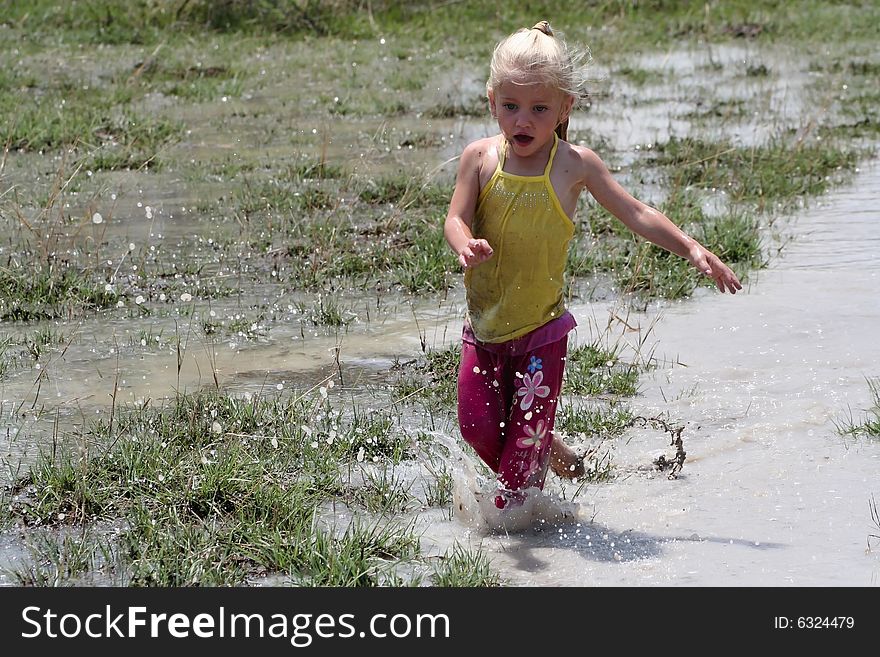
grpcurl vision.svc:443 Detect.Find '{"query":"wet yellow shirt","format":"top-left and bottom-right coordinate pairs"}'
top-left (465, 135), bottom-right (575, 343)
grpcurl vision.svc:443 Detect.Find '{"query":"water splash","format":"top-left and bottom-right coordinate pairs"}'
top-left (424, 431), bottom-right (582, 534)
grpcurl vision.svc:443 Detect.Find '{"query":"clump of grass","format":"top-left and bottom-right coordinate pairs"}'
top-left (652, 135), bottom-right (861, 208)
top-left (298, 520), bottom-right (421, 587)
top-left (0, 335), bottom-right (16, 377)
top-left (431, 543), bottom-right (502, 587)
top-left (568, 190), bottom-right (760, 300)
top-left (25, 326), bottom-right (65, 359)
top-left (422, 460), bottom-right (454, 508)
top-left (745, 62), bottom-right (770, 77)
top-left (218, 173), bottom-right (455, 296)
top-left (122, 58), bottom-right (244, 102)
top-left (684, 98), bottom-right (750, 121)
top-left (556, 402), bottom-right (634, 439)
top-left (392, 223), bottom-right (455, 294)
top-left (564, 340), bottom-right (640, 397)
top-left (5, 530), bottom-right (104, 586)
top-left (345, 465), bottom-right (416, 514)
top-left (391, 344), bottom-right (460, 409)
top-left (2, 388), bottom-right (433, 585)
top-left (835, 378), bottom-right (880, 438)
top-left (0, 267), bottom-right (118, 321)
top-left (294, 294), bottom-right (354, 328)
top-left (358, 176), bottom-right (450, 211)
top-left (868, 495), bottom-right (880, 551)
top-left (81, 113), bottom-right (182, 172)
top-left (0, 66), bottom-right (182, 169)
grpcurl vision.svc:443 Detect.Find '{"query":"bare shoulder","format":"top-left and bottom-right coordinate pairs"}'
top-left (558, 142), bottom-right (612, 185)
top-left (459, 135), bottom-right (501, 184)
top-left (460, 136), bottom-right (500, 166)
top-left (566, 142), bottom-right (606, 170)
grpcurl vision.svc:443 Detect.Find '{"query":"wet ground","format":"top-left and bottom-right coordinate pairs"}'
top-left (460, 160), bottom-right (880, 586)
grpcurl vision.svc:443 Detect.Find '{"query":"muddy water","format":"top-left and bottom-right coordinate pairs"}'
top-left (460, 161), bottom-right (880, 586)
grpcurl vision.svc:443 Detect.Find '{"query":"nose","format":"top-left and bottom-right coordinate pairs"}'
top-left (514, 111), bottom-right (532, 128)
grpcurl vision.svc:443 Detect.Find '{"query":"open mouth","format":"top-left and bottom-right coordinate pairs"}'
top-left (512, 134), bottom-right (533, 146)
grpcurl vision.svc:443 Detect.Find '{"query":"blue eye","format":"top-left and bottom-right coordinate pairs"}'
top-left (503, 103), bottom-right (517, 110)
top-left (535, 106), bottom-right (548, 112)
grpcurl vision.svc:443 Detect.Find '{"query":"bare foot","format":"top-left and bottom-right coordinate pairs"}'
top-left (549, 433), bottom-right (585, 479)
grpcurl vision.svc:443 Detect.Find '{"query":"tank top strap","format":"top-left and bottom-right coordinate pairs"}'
top-left (496, 136), bottom-right (507, 172)
top-left (542, 133), bottom-right (559, 178)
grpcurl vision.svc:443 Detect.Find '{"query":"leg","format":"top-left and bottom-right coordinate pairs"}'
top-left (457, 341), bottom-right (507, 472)
top-left (495, 335), bottom-right (568, 505)
top-left (549, 432), bottom-right (585, 479)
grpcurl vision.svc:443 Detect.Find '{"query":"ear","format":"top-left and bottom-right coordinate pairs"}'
top-left (558, 94), bottom-right (574, 124)
top-left (487, 88), bottom-right (497, 118)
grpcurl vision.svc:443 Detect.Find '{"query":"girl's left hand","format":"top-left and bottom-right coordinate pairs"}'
top-left (691, 247), bottom-right (743, 294)
top-left (458, 238), bottom-right (494, 269)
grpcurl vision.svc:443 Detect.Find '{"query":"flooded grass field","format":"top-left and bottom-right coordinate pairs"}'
top-left (0, 0), bottom-right (878, 586)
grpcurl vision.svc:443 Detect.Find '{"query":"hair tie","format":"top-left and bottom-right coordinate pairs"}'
top-left (531, 21), bottom-right (553, 36)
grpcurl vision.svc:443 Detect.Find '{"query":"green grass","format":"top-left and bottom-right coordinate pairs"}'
top-left (391, 344), bottom-right (461, 409)
top-left (652, 135), bottom-right (862, 208)
top-left (835, 378), bottom-right (880, 438)
top-left (556, 402), bottom-right (634, 439)
top-left (564, 341), bottom-right (641, 397)
top-left (0, 388), bottom-right (489, 586)
top-left (6, 1), bottom-right (877, 51)
top-left (431, 542), bottom-right (502, 587)
top-left (570, 189), bottom-right (762, 300)
top-left (0, 266), bottom-right (119, 321)
top-left (7, 530), bottom-right (105, 586)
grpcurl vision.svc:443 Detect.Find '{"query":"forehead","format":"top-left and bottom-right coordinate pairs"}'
top-left (493, 80), bottom-right (563, 103)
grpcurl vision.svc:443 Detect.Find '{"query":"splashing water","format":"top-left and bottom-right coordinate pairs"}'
top-left (425, 432), bottom-right (582, 534)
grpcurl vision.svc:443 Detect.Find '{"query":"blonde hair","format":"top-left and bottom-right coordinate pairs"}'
top-left (487, 21), bottom-right (586, 140)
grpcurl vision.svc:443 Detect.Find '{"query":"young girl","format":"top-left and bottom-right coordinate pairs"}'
top-left (443, 21), bottom-right (742, 510)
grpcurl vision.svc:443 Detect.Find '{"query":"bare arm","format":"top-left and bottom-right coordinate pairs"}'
top-left (578, 147), bottom-right (742, 294)
top-left (444, 141), bottom-right (494, 269)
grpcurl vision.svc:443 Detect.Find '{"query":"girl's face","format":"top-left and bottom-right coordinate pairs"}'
top-left (488, 80), bottom-right (573, 158)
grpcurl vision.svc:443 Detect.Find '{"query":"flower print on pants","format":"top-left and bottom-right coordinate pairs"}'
top-left (516, 420), bottom-right (548, 485)
top-left (516, 419), bottom-right (548, 451)
top-left (517, 370), bottom-right (550, 411)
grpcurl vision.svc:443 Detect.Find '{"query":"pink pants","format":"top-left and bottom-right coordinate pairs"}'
top-left (457, 331), bottom-right (568, 508)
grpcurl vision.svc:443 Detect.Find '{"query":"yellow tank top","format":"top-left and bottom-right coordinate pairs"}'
top-left (465, 134), bottom-right (574, 343)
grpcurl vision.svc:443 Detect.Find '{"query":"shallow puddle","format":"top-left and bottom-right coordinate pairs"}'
top-left (466, 160), bottom-right (880, 586)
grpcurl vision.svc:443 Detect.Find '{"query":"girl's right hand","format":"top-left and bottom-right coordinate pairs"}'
top-left (458, 238), bottom-right (494, 269)
top-left (689, 245), bottom-right (743, 294)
